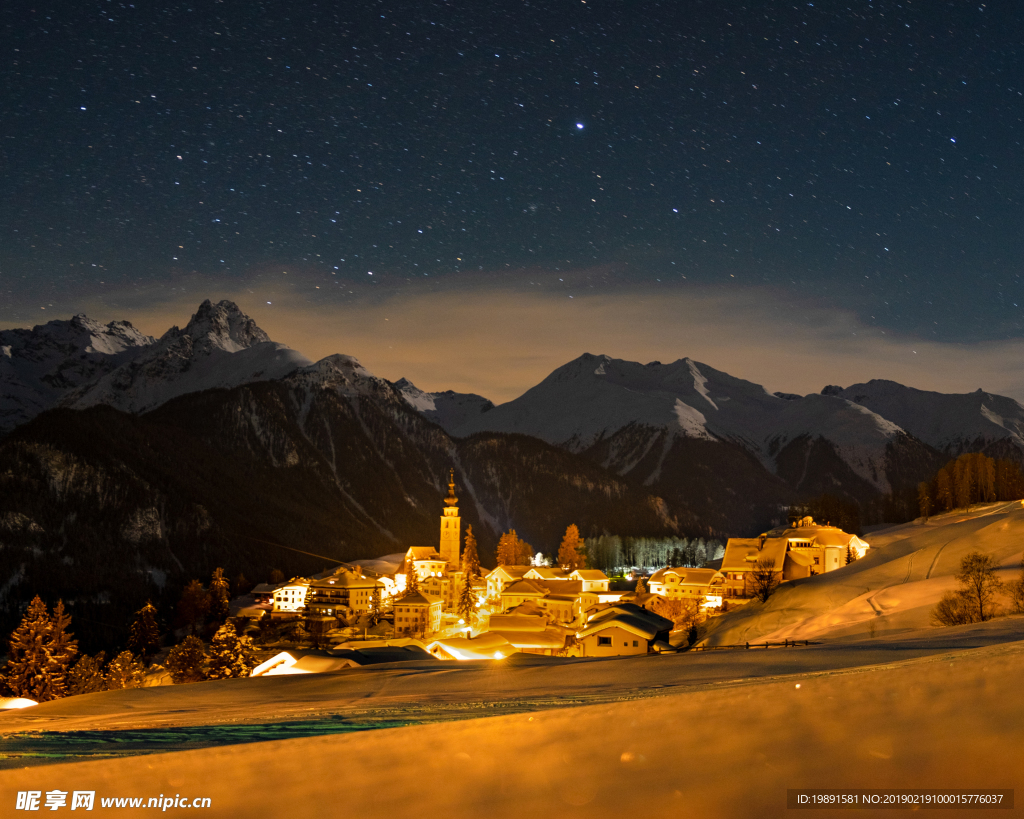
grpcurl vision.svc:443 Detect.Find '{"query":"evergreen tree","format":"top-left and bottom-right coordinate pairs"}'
top-left (127, 601), bottom-right (161, 661)
top-left (234, 572), bottom-right (252, 596)
top-left (557, 524), bottom-right (585, 571)
top-left (457, 572), bottom-right (475, 622)
top-left (206, 624), bottom-right (257, 679)
top-left (269, 568), bottom-right (285, 584)
top-left (496, 530), bottom-right (516, 566)
top-left (178, 579), bottom-right (210, 636)
top-left (462, 525), bottom-right (481, 578)
top-left (635, 576), bottom-right (647, 596)
top-left (845, 546), bottom-right (857, 565)
top-left (210, 567), bottom-right (231, 623)
top-left (6, 597), bottom-right (78, 702)
top-left (166, 636), bottom-right (207, 684)
top-left (105, 651), bottom-right (146, 690)
top-left (66, 652), bottom-right (108, 696)
top-left (935, 468), bottom-right (953, 512)
top-left (368, 585), bottom-right (382, 626)
top-left (405, 559), bottom-right (420, 595)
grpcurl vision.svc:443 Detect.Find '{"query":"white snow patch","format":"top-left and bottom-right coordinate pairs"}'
top-left (687, 358), bottom-right (718, 410)
top-left (673, 399), bottom-right (714, 439)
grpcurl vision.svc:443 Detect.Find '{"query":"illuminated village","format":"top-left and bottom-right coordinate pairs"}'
top-left (243, 470), bottom-right (873, 675)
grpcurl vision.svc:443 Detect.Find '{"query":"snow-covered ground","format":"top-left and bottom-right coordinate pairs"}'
top-left (1, 637), bottom-right (1022, 817)
top-left (704, 501), bottom-right (1024, 646)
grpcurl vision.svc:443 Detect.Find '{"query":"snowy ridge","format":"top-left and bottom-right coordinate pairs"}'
top-left (0, 314), bottom-right (154, 434)
top-left (395, 378), bottom-right (495, 432)
top-left (832, 379), bottom-right (1024, 455)
top-left (444, 353), bottom-right (909, 491)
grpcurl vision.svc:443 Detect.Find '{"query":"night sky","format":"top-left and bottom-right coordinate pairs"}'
top-left (3, 1), bottom-right (1024, 400)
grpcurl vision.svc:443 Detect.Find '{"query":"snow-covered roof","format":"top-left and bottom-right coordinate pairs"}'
top-left (570, 569), bottom-right (609, 581)
top-left (396, 590), bottom-right (443, 606)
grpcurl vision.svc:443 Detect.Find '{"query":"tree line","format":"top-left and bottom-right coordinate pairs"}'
top-left (918, 453), bottom-right (1024, 519)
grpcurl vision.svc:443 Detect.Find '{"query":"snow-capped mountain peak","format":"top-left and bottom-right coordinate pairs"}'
top-left (61, 301), bottom-right (310, 415)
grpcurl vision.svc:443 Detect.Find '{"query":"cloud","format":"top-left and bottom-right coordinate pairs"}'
top-left (5, 274), bottom-right (1024, 404)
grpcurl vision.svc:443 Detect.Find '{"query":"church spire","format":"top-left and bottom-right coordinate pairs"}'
top-left (444, 467), bottom-right (458, 506)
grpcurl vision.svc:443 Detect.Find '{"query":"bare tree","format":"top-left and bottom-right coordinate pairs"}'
top-left (749, 558), bottom-right (781, 602)
top-left (956, 551), bottom-right (1004, 622)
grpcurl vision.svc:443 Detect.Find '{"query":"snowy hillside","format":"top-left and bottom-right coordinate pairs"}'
top-left (0, 314), bottom-right (153, 435)
top-left (448, 353), bottom-right (909, 492)
top-left (828, 379), bottom-right (1024, 457)
top-left (703, 500), bottom-right (1024, 646)
top-left (62, 300), bottom-right (311, 415)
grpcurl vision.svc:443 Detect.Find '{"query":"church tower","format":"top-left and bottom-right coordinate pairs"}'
top-left (439, 468), bottom-right (461, 570)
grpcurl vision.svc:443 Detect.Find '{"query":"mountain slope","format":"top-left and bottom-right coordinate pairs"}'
top-left (827, 380), bottom-right (1024, 460)
top-left (446, 353), bottom-right (935, 498)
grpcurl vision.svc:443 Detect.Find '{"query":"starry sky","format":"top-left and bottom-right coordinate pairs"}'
top-left (3, 1), bottom-right (1024, 401)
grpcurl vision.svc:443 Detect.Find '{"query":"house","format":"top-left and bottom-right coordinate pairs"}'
top-left (250, 583), bottom-right (278, 606)
top-left (575, 603), bottom-right (674, 657)
top-left (498, 578), bottom-right (598, 626)
top-left (272, 579), bottom-right (310, 613)
top-left (721, 516), bottom-right (870, 597)
top-left (647, 567), bottom-right (726, 608)
top-left (486, 566), bottom-right (532, 600)
top-left (250, 645), bottom-right (434, 676)
top-left (394, 590), bottom-right (444, 636)
top-left (305, 569), bottom-right (385, 616)
top-left (569, 569), bottom-right (611, 593)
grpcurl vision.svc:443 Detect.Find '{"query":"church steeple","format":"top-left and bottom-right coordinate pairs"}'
top-left (439, 468), bottom-right (461, 570)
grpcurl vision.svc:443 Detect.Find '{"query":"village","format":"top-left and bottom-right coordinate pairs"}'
top-left (243, 471), bottom-right (872, 676)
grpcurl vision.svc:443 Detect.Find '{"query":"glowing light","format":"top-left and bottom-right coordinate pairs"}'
top-left (493, 651), bottom-right (505, 660)
top-left (576, 122), bottom-right (584, 129)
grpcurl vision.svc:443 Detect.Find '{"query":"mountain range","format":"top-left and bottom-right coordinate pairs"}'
top-left (3, 300), bottom-right (1024, 649)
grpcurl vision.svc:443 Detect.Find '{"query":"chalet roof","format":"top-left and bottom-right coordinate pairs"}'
top-left (524, 567), bottom-right (569, 580)
top-left (312, 571), bottom-right (383, 589)
top-left (487, 566), bottom-right (531, 580)
top-left (500, 579), bottom-right (548, 598)
top-left (251, 583), bottom-right (280, 594)
top-left (407, 547), bottom-right (444, 561)
top-left (786, 549), bottom-right (817, 567)
top-left (649, 567), bottom-right (725, 586)
top-left (721, 538), bottom-right (787, 573)
top-left (586, 602), bottom-right (673, 630)
top-left (397, 590), bottom-right (443, 606)
top-left (570, 570), bottom-right (609, 581)
top-left (578, 612), bottom-right (666, 641)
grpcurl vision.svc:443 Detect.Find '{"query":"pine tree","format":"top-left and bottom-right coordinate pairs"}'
top-left (462, 525), bottom-right (481, 578)
top-left (845, 545), bottom-right (857, 565)
top-left (166, 636), bottom-right (208, 684)
top-left (210, 567), bottom-right (231, 623)
top-left (105, 651), bottom-right (146, 690)
top-left (206, 624), bottom-right (257, 679)
top-left (178, 579), bottom-right (210, 636)
top-left (496, 531), bottom-right (516, 566)
top-left (234, 572), bottom-right (252, 596)
top-left (457, 572), bottom-right (475, 622)
top-left (368, 585), bottom-right (382, 626)
top-left (405, 559), bottom-right (420, 596)
top-left (127, 601), bottom-right (161, 661)
top-left (269, 568), bottom-right (285, 584)
top-left (5, 596), bottom-right (78, 702)
top-left (66, 652), bottom-right (108, 696)
top-left (635, 576), bottom-right (647, 596)
top-left (47, 600), bottom-right (78, 699)
top-left (558, 524), bottom-right (585, 571)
